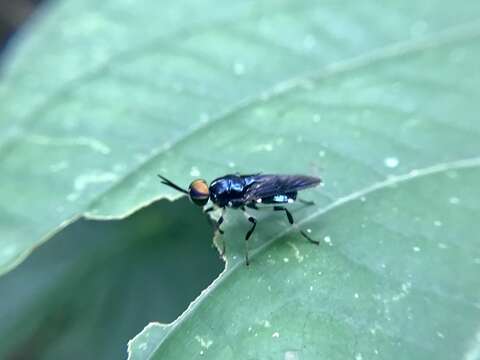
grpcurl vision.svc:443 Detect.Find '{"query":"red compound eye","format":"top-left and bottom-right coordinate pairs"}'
top-left (188, 179), bottom-right (209, 206)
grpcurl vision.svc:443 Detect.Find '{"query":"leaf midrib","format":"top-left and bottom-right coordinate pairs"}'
top-left (87, 20), bottom-right (480, 221)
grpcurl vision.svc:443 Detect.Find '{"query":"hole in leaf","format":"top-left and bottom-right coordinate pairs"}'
top-left (0, 198), bottom-right (223, 359)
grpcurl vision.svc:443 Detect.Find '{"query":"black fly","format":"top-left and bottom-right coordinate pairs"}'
top-left (158, 173), bottom-right (322, 265)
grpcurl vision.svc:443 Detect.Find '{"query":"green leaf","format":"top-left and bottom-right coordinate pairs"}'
top-left (130, 163), bottom-right (480, 359)
top-left (1, 0), bottom-right (480, 359)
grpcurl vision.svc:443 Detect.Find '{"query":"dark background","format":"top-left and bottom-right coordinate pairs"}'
top-left (0, 0), bottom-right (41, 52)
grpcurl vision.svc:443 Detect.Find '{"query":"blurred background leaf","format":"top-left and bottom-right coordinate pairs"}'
top-left (0, 198), bottom-right (222, 359)
top-left (0, 0), bottom-right (36, 51)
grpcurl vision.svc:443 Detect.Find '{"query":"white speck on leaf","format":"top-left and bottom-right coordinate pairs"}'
top-left (384, 157), bottom-right (399, 168)
top-left (285, 351), bottom-right (300, 360)
top-left (190, 166), bottom-right (201, 177)
top-left (74, 172), bottom-right (118, 192)
top-left (449, 196), bottom-right (460, 204)
top-left (68, 172), bottom-right (118, 201)
top-left (354, 293), bottom-right (359, 299)
top-left (434, 220), bottom-right (443, 227)
top-left (253, 143), bottom-right (274, 152)
top-left (413, 246), bottom-right (421, 252)
top-left (195, 335), bottom-right (213, 349)
top-left (26, 134), bottom-right (111, 155)
top-left (138, 342), bottom-right (147, 351)
top-left (228, 161), bottom-right (236, 168)
top-left (135, 153), bottom-right (148, 162)
top-left (2, 244), bottom-right (17, 257)
top-left (355, 353), bottom-right (363, 360)
top-left (402, 282), bottom-right (412, 293)
top-left (259, 320), bottom-right (271, 328)
top-left (272, 332), bottom-right (280, 338)
top-left (287, 242), bottom-right (304, 263)
top-left (49, 161), bottom-right (69, 172)
top-left (323, 236), bottom-right (332, 245)
top-left (283, 257), bottom-right (289, 263)
top-left (391, 282), bottom-right (412, 302)
top-left (160, 142), bottom-right (172, 151)
top-left (199, 112), bottom-right (210, 123)
top-left (233, 62), bottom-right (245, 75)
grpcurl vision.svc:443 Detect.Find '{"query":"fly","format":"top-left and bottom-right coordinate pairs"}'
top-left (158, 173), bottom-right (322, 265)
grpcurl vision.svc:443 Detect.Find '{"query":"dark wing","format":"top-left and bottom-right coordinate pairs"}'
top-left (243, 174), bottom-right (321, 203)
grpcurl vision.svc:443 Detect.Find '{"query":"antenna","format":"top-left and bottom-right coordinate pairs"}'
top-left (157, 175), bottom-right (189, 195)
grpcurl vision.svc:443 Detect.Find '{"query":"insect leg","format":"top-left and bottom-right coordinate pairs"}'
top-left (216, 209), bottom-right (228, 257)
top-left (298, 199), bottom-right (315, 206)
top-left (216, 209), bottom-right (225, 235)
top-left (274, 206), bottom-right (294, 224)
top-left (205, 207), bottom-right (227, 257)
top-left (242, 209), bottom-right (257, 266)
top-left (204, 207), bottom-right (225, 234)
top-left (273, 206), bottom-right (319, 245)
top-left (246, 202), bottom-right (259, 210)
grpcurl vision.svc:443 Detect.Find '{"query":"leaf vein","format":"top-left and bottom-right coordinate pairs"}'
top-left (86, 21), bottom-right (480, 216)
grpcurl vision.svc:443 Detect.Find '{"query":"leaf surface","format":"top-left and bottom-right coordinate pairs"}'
top-left (0, 1), bottom-right (479, 358)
